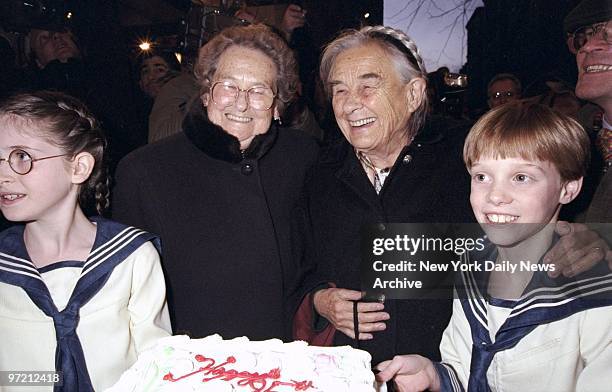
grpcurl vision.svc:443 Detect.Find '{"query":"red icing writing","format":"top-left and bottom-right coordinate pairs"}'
top-left (163, 354), bottom-right (314, 392)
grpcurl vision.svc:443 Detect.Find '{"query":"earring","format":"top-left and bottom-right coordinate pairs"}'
top-left (274, 114), bottom-right (282, 125)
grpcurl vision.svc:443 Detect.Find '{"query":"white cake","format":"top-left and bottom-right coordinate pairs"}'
top-left (106, 335), bottom-right (378, 392)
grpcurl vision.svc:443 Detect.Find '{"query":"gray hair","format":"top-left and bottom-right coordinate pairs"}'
top-left (319, 25), bottom-right (430, 135)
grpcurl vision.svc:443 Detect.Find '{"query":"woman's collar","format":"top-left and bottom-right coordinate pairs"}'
top-left (182, 100), bottom-right (278, 163)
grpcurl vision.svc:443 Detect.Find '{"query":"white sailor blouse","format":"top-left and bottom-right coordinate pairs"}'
top-left (434, 242), bottom-right (612, 392)
top-left (0, 218), bottom-right (171, 392)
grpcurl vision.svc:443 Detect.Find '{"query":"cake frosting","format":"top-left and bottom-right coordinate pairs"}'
top-left (106, 334), bottom-right (378, 392)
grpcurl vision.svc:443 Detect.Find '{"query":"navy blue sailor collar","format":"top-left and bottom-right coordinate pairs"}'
top-left (456, 238), bottom-right (612, 392)
top-left (458, 237), bottom-right (612, 331)
top-left (0, 217), bottom-right (160, 392)
top-left (0, 216), bottom-right (160, 291)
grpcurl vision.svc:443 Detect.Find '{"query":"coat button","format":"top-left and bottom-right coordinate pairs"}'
top-left (241, 163), bottom-right (253, 175)
top-left (402, 154), bottom-right (413, 164)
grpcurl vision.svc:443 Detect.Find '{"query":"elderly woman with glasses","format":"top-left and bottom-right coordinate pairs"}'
top-left (113, 24), bottom-right (319, 341)
top-left (294, 25), bottom-right (475, 365)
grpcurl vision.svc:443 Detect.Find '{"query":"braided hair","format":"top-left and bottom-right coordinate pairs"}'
top-left (0, 91), bottom-right (110, 215)
top-left (320, 25), bottom-right (430, 136)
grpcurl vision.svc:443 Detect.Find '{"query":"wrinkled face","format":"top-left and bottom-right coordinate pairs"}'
top-left (30, 29), bottom-right (80, 68)
top-left (0, 118), bottom-right (77, 223)
top-left (469, 157), bottom-right (578, 247)
top-left (139, 56), bottom-right (171, 98)
top-left (575, 20), bottom-right (612, 111)
top-left (329, 43), bottom-right (418, 158)
top-left (487, 79), bottom-right (520, 108)
top-left (204, 46), bottom-right (277, 150)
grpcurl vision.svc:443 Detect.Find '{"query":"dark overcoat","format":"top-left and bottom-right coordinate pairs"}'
top-left (112, 102), bottom-right (319, 340)
top-left (297, 120), bottom-right (475, 364)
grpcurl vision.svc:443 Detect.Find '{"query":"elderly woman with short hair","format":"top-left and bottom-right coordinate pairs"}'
top-left (296, 26), bottom-right (474, 364)
top-left (113, 24), bottom-right (319, 340)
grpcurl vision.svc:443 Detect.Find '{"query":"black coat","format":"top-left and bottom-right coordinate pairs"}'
top-left (297, 120), bottom-right (474, 364)
top-left (112, 102), bottom-right (319, 341)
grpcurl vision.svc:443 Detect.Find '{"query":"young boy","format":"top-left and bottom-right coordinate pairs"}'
top-left (376, 102), bottom-right (612, 392)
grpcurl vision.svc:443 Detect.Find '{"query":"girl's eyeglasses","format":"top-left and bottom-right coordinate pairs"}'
top-left (0, 149), bottom-right (70, 175)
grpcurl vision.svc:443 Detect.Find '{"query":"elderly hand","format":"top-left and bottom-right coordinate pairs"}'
top-left (280, 4), bottom-right (306, 38)
top-left (375, 355), bottom-right (440, 392)
top-left (544, 221), bottom-right (612, 277)
top-left (313, 288), bottom-right (389, 340)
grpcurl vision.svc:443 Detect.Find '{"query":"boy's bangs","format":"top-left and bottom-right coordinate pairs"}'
top-left (463, 102), bottom-right (589, 181)
top-left (465, 123), bottom-right (552, 166)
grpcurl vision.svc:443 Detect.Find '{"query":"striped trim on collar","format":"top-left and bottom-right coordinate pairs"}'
top-left (458, 249), bottom-right (612, 327)
top-left (510, 273), bottom-right (612, 318)
top-left (0, 219), bottom-right (158, 290)
top-left (82, 226), bottom-right (146, 275)
top-left (459, 252), bottom-right (488, 330)
top-left (0, 251), bottom-right (41, 281)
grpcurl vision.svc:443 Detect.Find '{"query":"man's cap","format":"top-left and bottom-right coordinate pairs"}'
top-left (563, 0), bottom-right (612, 34)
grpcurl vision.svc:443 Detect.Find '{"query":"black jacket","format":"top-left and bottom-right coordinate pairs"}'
top-left (297, 120), bottom-right (475, 364)
top-left (112, 102), bottom-right (319, 340)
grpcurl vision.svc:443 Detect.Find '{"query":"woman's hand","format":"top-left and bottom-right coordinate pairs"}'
top-left (313, 288), bottom-right (389, 340)
top-left (376, 355), bottom-right (440, 392)
top-left (280, 4), bottom-right (306, 39)
top-left (544, 221), bottom-right (611, 277)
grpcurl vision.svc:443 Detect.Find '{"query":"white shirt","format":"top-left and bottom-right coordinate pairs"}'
top-left (0, 241), bottom-right (171, 392)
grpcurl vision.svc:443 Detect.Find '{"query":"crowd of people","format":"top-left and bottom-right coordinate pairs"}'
top-left (0, 0), bottom-right (610, 391)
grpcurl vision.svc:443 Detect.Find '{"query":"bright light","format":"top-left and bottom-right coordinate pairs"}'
top-left (174, 52), bottom-right (182, 64)
top-left (364, 12), bottom-right (370, 18)
top-left (66, 11), bottom-right (72, 19)
top-left (139, 41), bottom-right (151, 51)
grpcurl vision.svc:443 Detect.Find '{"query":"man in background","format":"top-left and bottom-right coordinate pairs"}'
top-left (564, 0), bottom-right (612, 222)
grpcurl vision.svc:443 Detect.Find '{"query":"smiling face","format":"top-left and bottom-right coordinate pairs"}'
top-left (469, 157), bottom-right (580, 247)
top-left (203, 46), bottom-right (278, 150)
top-left (329, 43), bottom-right (422, 163)
top-left (575, 20), bottom-right (612, 113)
top-left (0, 117), bottom-right (78, 223)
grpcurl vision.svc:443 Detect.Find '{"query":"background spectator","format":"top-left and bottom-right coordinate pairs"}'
top-left (487, 73), bottom-right (522, 109)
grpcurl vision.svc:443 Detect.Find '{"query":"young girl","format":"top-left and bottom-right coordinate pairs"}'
top-left (0, 91), bottom-right (171, 391)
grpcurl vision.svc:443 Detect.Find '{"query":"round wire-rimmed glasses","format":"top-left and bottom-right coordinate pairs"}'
top-left (210, 81), bottom-right (276, 111)
top-left (569, 20), bottom-right (612, 52)
top-left (0, 149), bottom-right (71, 175)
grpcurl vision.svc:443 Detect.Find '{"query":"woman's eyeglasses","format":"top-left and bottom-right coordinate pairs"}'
top-left (0, 149), bottom-right (70, 175)
top-left (210, 81), bottom-right (276, 111)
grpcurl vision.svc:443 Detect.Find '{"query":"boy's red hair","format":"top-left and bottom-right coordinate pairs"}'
top-left (463, 102), bottom-right (590, 182)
